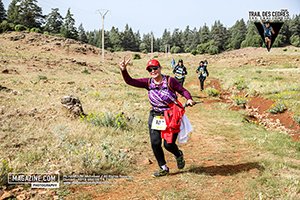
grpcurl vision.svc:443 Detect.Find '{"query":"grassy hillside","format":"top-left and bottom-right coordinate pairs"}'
top-left (0, 32), bottom-right (300, 199)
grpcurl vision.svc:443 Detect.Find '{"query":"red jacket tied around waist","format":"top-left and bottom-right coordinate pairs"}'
top-left (161, 100), bottom-right (185, 144)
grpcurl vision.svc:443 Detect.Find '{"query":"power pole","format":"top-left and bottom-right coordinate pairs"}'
top-left (97, 9), bottom-right (109, 63)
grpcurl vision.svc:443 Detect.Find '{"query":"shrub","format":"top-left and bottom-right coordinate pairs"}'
top-left (14, 24), bottom-right (27, 32)
top-left (82, 112), bottom-right (129, 130)
top-left (272, 76), bottom-right (283, 81)
top-left (81, 68), bottom-right (90, 74)
top-left (0, 159), bottom-right (12, 186)
top-left (139, 43), bottom-right (147, 53)
top-left (170, 46), bottom-right (182, 53)
top-left (197, 43), bottom-right (209, 54)
top-left (205, 88), bottom-right (220, 97)
top-left (30, 27), bottom-right (41, 33)
top-left (133, 53), bottom-right (141, 60)
top-left (232, 95), bottom-right (248, 106)
top-left (38, 75), bottom-right (47, 81)
top-left (190, 49), bottom-right (198, 56)
top-left (234, 78), bottom-right (248, 91)
top-left (268, 101), bottom-right (287, 114)
top-left (293, 115), bottom-right (300, 125)
top-left (272, 34), bottom-right (285, 47)
top-left (290, 35), bottom-right (300, 47)
top-left (208, 45), bottom-right (219, 55)
top-left (0, 20), bottom-right (14, 33)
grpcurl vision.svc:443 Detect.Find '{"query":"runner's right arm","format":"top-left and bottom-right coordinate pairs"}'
top-left (173, 66), bottom-right (177, 74)
top-left (121, 69), bottom-right (149, 89)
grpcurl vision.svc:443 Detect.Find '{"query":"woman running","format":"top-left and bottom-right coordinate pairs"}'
top-left (119, 58), bottom-right (195, 177)
top-left (196, 61), bottom-right (209, 91)
top-left (173, 59), bottom-right (188, 86)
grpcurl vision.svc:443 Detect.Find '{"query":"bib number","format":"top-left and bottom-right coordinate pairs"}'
top-left (151, 116), bottom-right (167, 130)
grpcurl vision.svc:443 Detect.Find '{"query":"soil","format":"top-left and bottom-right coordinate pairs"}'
top-left (248, 97), bottom-right (300, 140)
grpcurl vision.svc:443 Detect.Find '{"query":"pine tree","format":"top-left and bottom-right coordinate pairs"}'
top-left (7, 0), bottom-right (21, 24)
top-left (121, 24), bottom-right (139, 51)
top-left (289, 15), bottom-right (300, 47)
top-left (289, 15), bottom-right (300, 46)
top-left (241, 21), bottom-right (261, 47)
top-left (140, 33), bottom-right (152, 53)
top-left (86, 30), bottom-right (99, 46)
top-left (290, 15), bottom-right (300, 36)
top-left (273, 21), bottom-right (290, 47)
top-left (78, 23), bottom-right (88, 43)
top-left (44, 8), bottom-right (63, 34)
top-left (160, 29), bottom-right (172, 52)
top-left (154, 37), bottom-right (161, 52)
top-left (228, 19), bottom-right (247, 49)
top-left (61, 8), bottom-right (78, 40)
top-left (109, 26), bottom-right (122, 51)
top-left (199, 24), bottom-right (210, 44)
top-left (171, 28), bottom-right (183, 52)
top-left (18, 0), bottom-right (43, 28)
top-left (184, 27), bottom-right (199, 53)
top-left (182, 25), bottom-right (198, 52)
top-left (0, 0), bottom-right (6, 23)
top-left (211, 20), bottom-right (228, 52)
top-left (134, 31), bottom-right (141, 51)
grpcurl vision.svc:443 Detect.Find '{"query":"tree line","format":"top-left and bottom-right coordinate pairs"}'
top-left (0, 0), bottom-right (300, 54)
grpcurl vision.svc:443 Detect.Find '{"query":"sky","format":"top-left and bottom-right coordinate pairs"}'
top-left (2, 0), bottom-right (300, 37)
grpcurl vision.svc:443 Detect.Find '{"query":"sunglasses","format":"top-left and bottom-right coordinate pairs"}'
top-left (147, 66), bottom-right (159, 72)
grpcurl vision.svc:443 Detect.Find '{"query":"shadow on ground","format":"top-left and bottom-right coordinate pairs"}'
top-left (170, 162), bottom-right (264, 176)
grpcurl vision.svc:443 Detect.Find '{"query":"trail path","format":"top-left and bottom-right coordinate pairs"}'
top-left (68, 80), bottom-right (263, 200)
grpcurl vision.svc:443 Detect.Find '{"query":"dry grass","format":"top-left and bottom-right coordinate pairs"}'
top-left (1, 32), bottom-right (300, 199)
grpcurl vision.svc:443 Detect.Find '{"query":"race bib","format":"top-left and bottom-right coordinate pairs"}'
top-left (151, 116), bottom-right (167, 130)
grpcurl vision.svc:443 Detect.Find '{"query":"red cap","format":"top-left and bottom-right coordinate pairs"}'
top-left (146, 59), bottom-right (161, 70)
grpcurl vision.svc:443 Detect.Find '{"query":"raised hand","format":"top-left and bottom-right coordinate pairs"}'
top-left (119, 57), bottom-right (131, 71)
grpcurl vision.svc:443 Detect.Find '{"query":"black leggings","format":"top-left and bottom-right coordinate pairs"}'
top-left (148, 111), bottom-right (181, 166)
top-left (199, 76), bottom-right (206, 90)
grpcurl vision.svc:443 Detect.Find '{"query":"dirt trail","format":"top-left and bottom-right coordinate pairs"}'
top-left (67, 80), bottom-right (263, 200)
top-left (69, 111), bottom-right (260, 200)
top-left (68, 78), bottom-right (300, 199)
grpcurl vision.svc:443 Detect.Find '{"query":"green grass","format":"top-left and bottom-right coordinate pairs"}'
top-left (210, 63), bottom-right (300, 116)
top-left (204, 87), bottom-right (220, 97)
top-left (232, 95), bottom-right (248, 106)
top-left (191, 104), bottom-right (300, 199)
top-left (294, 115), bottom-right (300, 125)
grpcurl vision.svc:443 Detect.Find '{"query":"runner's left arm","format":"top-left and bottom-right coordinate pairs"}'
top-left (169, 77), bottom-right (192, 100)
top-left (206, 67), bottom-right (209, 77)
top-left (184, 66), bottom-right (188, 75)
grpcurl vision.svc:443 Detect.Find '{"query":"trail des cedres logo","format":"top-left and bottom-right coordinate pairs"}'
top-left (8, 173), bottom-right (60, 189)
top-left (249, 9), bottom-right (290, 52)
